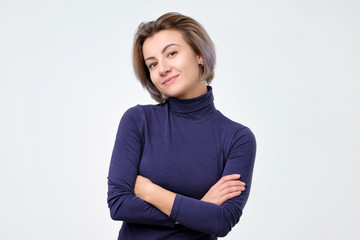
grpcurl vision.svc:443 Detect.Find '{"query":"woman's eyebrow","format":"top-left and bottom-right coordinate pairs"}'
top-left (161, 43), bottom-right (179, 53)
top-left (145, 43), bottom-right (180, 62)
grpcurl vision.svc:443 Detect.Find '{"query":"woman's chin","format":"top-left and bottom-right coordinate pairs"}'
top-left (161, 88), bottom-right (185, 99)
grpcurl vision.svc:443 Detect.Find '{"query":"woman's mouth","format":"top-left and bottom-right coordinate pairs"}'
top-left (162, 75), bottom-right (179, 85)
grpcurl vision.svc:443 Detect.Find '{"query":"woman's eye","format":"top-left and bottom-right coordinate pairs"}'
top-left (168, 51), bottom-right (177, 57)
top-left (149, 62), bottom-right (157, 69)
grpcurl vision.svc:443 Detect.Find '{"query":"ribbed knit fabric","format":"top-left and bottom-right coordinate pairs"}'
top-left (107, 87), bottom-right (256, 239)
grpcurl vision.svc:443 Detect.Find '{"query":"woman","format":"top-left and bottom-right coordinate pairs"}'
top-left (107, 12), bottom-right (256, 239)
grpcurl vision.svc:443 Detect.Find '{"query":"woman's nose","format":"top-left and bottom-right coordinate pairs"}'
top-left (158, 61), bottom-right (171, 76)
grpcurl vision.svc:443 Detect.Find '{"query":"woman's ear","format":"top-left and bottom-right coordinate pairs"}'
top-left (197, 55), bottom-right (203, 64)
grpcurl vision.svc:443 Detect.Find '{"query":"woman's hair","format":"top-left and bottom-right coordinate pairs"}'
top-left (132, 12), bottom-right (216, 103)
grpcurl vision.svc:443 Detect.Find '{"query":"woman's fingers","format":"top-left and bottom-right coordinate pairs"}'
top-left (221, 186), bottom-right (245, 195)
top-left (201, 174), bottom-right (246, 205)
top-left (214, 174), bottom-right (242, 189)
top-left (220, 191), bottom-right (242, 204)
top-left (217, 177), bottom-right (245, 192)
top-left (217, 174), bottom-right (241, 184)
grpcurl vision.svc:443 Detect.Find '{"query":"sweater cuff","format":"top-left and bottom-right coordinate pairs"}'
top-left (169, 194), bottom-right (183, 221)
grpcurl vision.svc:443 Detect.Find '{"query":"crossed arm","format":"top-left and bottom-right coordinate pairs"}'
top-left (134, 174), bottom-right (246, 217)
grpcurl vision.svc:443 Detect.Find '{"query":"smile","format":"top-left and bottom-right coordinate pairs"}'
top-left (162, 75), bottom-right (179, 85)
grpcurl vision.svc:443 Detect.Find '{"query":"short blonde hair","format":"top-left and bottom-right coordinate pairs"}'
top-left (132, 12), bottom-right (216, 103)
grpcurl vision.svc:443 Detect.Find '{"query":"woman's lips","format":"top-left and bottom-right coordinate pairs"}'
top-left (162, 75), bottom-right (179, 85)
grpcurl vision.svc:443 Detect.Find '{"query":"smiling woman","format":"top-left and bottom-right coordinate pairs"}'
top-left (107, 12), bottom-right (256, 240)
top-left (132, 12), bottom-right (216, 103)
top-left (143, 30), bottom-right (206, 100)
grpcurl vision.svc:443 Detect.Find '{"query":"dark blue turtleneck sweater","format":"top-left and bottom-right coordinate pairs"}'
top-left (107, 87), bottom-right (256, 239)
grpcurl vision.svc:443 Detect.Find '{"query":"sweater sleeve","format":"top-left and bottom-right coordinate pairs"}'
top-left (169, 127), bottom-right (256, 237)
top-left (107, 106), bottom-right (175, 227)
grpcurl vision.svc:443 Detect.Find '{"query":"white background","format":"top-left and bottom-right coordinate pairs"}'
top-left (1, 0), bottom-right (359, 239)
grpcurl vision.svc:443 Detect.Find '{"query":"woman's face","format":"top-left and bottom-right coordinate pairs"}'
top-left (143, 29), bottom-right (206, 99)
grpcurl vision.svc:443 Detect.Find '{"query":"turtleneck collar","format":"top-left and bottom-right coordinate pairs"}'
top-left (166, 86), bottom-right (216, 120)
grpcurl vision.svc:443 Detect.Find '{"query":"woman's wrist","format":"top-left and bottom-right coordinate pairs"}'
top-left (143, 182), bottom-right (158, 202)
top-left (146, 184), bottom-right (176, 216)
top-left (134, 175), bottom-right (176, 217)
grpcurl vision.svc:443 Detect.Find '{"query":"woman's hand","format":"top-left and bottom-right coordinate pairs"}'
top-left (134, 175), bottom-right (155, 201)
top-left (201, 174), bottom-right (245, 205)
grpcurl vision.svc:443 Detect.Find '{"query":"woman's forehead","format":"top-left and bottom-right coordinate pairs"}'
top-left (143, 30), bottom-right (185, 55)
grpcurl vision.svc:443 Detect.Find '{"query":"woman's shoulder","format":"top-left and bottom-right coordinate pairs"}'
top-left (122, 103), bottom-right (167, 120)
top-left (214, 111), bottom-right (256, 140)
